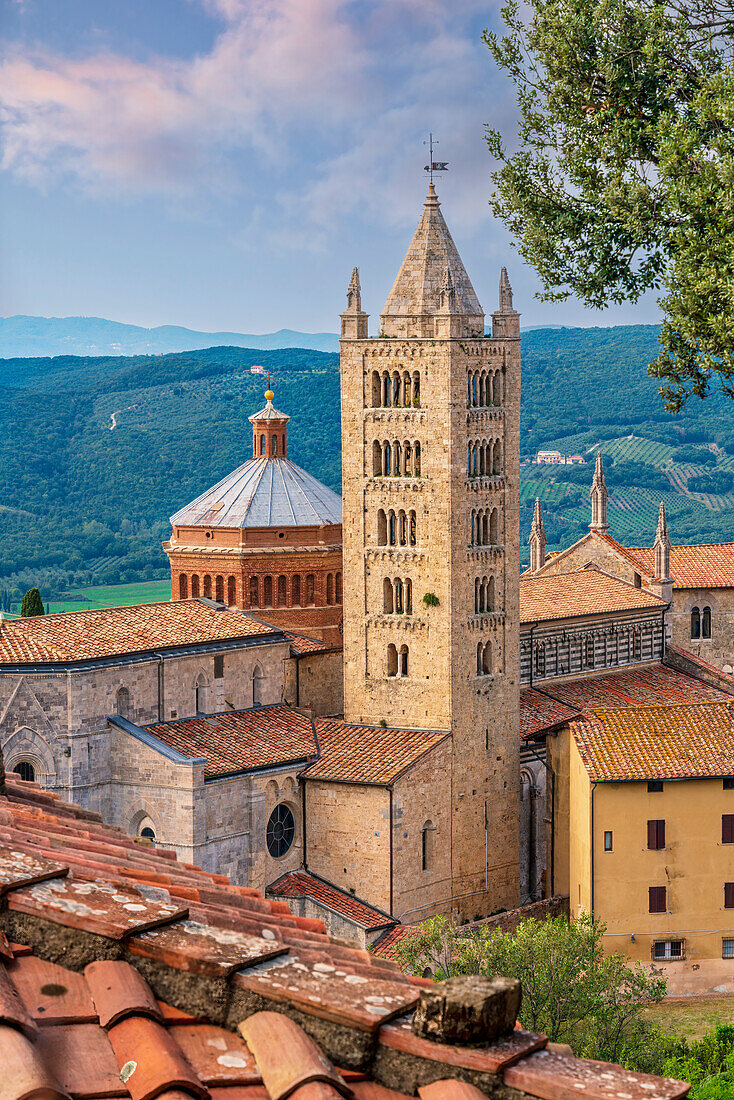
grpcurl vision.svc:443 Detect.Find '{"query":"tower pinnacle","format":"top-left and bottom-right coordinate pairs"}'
top-left (529, 498), bottom-right (547, 573)
top-left (654, 501), bottom-right (672, 583)
top-left (499, 267), bottom-right (514, 312)
top-left (590, 452), bottom-right (609, 532)
top-left (340, 266), bottom-right (369, 340)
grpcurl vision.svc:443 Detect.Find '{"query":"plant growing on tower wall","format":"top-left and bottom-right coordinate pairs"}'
top-left (423, 592), bottom-right (440, 608)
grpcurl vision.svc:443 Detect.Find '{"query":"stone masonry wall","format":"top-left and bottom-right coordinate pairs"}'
top-left (670, 586), bottom-right (734, 672)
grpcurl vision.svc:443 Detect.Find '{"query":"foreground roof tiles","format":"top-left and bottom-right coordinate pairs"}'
top-left (520, 566), bottom-right (664, 625)
top-left (144, 705), bottom-right (318, 778)
top-left (268, 871), bottom-right (395, 933)
top-left (0, 776), bottom-right (690, 1100)
top-left (304, 721), bottom-right (450, 786)
top-left (0, 599), bottom-right (277, 665)
top-left (625, 541), bottom-right (734, 589)
top-left (574, 700), bottom-right (734, 782)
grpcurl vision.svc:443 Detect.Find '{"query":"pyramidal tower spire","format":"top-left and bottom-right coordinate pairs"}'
top-left (590, 452), bottom-right (609, 532)
top-left (529, 498), bottom-right (547, 572)
top-left (380, 185), bottom-right (484, 339)
top-left (654, 501), bottom-right (672, 582)
top-left (492, 265), bottom-right (519, 339)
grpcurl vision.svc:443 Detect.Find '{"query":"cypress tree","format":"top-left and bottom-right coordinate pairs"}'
top-left (20, 588), bottom-right (45, 617)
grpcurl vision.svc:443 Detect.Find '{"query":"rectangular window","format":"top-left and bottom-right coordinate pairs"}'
top-left (648, 780), bottom-right (664, 793)
top-left (422, 828), bottom-right (428, 872)
top-left (723, 815), bottom-right (734, 844)
top-left (725, 883), bottom-right (734, 909)
top-left (724, 939), bottom-right (734, 959)
top-left (647, 819), bottom-right (665, 850)
top-left (604, 830), bottom-right (613, 852)
top-left (214, 655), bottom-right (224, 679)
top-left (725, 778), bottom-right (734, 790)
top-left (649, 886), bottom-right (666, 914)
top-left (653, 940), bottom-right (684, 961)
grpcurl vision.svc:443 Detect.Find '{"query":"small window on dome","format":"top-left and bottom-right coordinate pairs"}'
top-left (272, 436), bottom-right (278, 456)
top-left (260, 434), bottom-right (266, 455)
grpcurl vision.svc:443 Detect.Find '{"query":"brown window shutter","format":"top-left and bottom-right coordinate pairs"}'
top-left (723, 815), bottom-right (734, 845)
top-left (726, 883), bottom-right (734, 909)
top-left (649, 886), bottom-right (666, 913)
top-left (647, 820), bottom-right (665, 850)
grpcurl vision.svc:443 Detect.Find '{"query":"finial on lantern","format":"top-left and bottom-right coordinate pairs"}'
top-left (265, 370), bottom-right (274, 402)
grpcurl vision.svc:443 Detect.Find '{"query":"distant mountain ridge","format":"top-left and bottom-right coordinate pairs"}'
top-left (0, 315), bottom-right (340, 357)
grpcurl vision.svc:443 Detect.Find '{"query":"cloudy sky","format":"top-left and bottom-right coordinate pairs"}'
top-left (0, 0), bottom-right (660, 334)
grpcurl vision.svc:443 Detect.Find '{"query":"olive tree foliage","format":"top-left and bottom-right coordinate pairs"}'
top-left (394, 914), bottom-right (668, 1068)
top-left (484, 1), bottom-right (734, 410)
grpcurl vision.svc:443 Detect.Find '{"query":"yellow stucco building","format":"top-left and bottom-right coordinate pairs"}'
top-left (550, 697), bottom-right (734, 994)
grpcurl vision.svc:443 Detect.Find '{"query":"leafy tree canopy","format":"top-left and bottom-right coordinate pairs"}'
top-left (484, 1), bottom-right (734, 410)
top-left (20, 587), bottom-right (44, 617)
top-left (395, 913), bottom-right (668, 1068)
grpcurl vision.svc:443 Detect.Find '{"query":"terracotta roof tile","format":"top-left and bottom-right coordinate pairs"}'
top-left (9, 954), bottom-right (97, 1026)
top-left (595, 533), bottom-right (654, 577)
top-left (369, 925), bottom-right (415, 963)
top-left (503, 1048), bottom-right (689, 1100)
top-left (520, 566), bottom-right (664, 625)
top-left (419, 1082), bottom-right (487, 1099)
top-left (35, 1021), bottom-right (125, 1098)
top-left (0, 847), bottom-right (69, 894)
top-left (378, 1014), bottom-right (546, 1075)
top-left (170, 1023), bottom-right (260, 1086)
top-left (143, 706), bottom-right (318, 778)
top-left (107, 1015), bottom-right (209, 1100)
top-left (626, 541), bottom-right (734, 589)
top-left (0, 962), bottom-right (36, 1038)
top-left (351, 1084), bottom-right (412, 1100)
top-left (573, 700), bottom-right (734, 782)
top-left (284, 632), bottom-right (333, 656)
top-left (127, 919), bottom-right (287, 978)
top-left (239, 1012), bottom-right (349, 1100)
top-left (305, 721), bottom-right (449, 786)
top-left (0, 600), bottom-right (277, 666)
top-left (1, 1022), bottom-right (67, 1100)
top-left (85, 960), bottom-right (164, 1029)
top-left (268, 872), bottom-right (395, 932)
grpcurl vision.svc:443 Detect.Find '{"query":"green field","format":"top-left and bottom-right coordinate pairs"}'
top-left (41, 580), bottom-right (171, 616)
top-left (643, 997), bottom-right (734, 1042)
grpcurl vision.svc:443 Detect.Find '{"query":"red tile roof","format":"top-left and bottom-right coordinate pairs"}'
top-left (304, 721), bottom-right (450, 786)
top-left (574, 700), bottom-right (734, 782)
top-left (143, 706), bottom-right (318, 778)
top-left (521, 662), bottom-right (733, 739)
top-left (520, 566), bottom-right (664, 625)
top-left (0, 774), bottom-right (689, 1099)
top-left (283, 631), bottom-right (335, 656)
top-left (268, 871), bottom-right (395, 932)
top-left (625, 541), bottom-right (734, 589)
top-left (0, 600), bottom-right (277, 665)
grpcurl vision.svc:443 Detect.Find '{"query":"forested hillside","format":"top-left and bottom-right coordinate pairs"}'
top-left (0, 325), bottom-right (732, 607)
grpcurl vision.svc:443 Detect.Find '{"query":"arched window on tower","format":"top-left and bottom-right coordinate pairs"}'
top-left (414, 442), bottom-right (421, 476)
top-left (398, 510), bottom-right (407, 545)
top-left (487, 576), bottom-right (495, 612)
top-left (252, 665), bottom-right (263, 707)
top-left (395, 578), bottom-right (404, 614)
top-left (292, 574), bottom-right (301, 606)
top-left (482, 642), bottom-right (492, 675)
top-left (378, 509), bottom-right (387, 545)
top-left (409, 511), bottom-right (417, 545)
top-left (263, 576), bottom-right (273, 607)
top-left (387, 644), bottom-right (398, 677)
top-left (306, 574), bottom-right (315, 605)
top-left (373, 440), bottom-right (382, 477)
top-left (383, 578), bottom-right (394, 614)
top-left (203, 575), bottom-right (212, 599)
top-left (215, 575), bottom-right (224, 603)
top-left (227, 576), bottom-right (236, 606)
top-left (326, 574), bottom-right (334, 605)
top-left (490, 509), bottom-right (499, 545)
top-left (336, 572), bottom-right (342, 603)
top-left (277, 575), bottom-right (287, 606)
top-left (403, 372), bottom-right (411, 406)
top-left (405, 578), bottom-right (412, 614)
top-left (179, 574), bottom-right (188, 600)
top-left (399, 644), bottom-right (409, 676)
top-left (371, 371), bottom-right (381, 407)
top-left (493, 440), bottom-right (502, 475)
top-left (404, 442), bottom-right (412, 476)
top-left (191, 574), bottom-right (200, 598)
top-left (389, 511), bottom-right (397, 546)
top-left (393, 441), bottom-right (402, 476)
top-left (250, 576), bottom-right (259, 608)
top-left (703, 605), bottom-right (712, 638)
top-left (260, 434), bottom-right (267, 455)
top-left (691, 606), bottom-right (701, 639)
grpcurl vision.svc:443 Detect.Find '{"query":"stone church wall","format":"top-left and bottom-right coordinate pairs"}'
top-left (283, 650), bottom-right (344, 716)
top-left (304, 780), bottom-right (391, 912)
top-left (670, 587), bottom-right (734, 672)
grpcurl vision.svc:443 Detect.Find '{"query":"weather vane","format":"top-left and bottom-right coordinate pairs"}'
top-left (423, 132), bottom-right (448, 185)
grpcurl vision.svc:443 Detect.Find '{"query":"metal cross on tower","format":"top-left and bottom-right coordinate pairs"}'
top-left (423, 132), bottom-right (449, 184)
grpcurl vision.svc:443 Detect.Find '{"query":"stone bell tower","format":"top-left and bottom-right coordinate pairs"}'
top-left (340, 184), bottom-right (520, 919)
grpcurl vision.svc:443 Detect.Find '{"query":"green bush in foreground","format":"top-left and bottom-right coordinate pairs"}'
top-left (394, 913), bottom-right (669, 1069)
